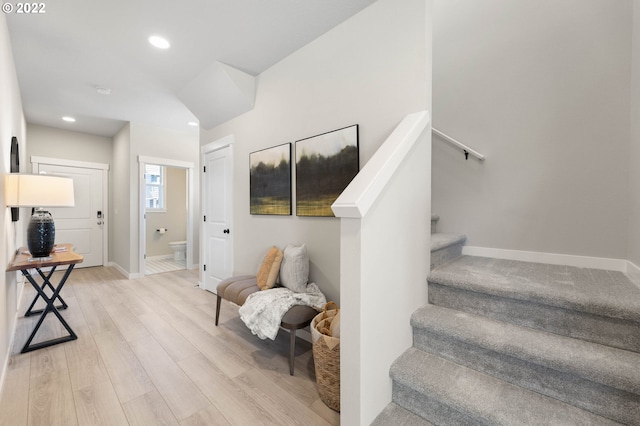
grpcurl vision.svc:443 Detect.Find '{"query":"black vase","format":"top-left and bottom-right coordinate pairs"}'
top-left (27, 209), bottom-right (55, 257)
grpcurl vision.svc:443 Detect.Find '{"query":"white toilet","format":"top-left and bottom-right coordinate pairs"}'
top-left (168, 241), bottom-right (186, 261)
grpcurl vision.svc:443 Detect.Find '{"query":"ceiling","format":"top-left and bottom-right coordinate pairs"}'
top-left (6, 0), bottom-right (376, 137)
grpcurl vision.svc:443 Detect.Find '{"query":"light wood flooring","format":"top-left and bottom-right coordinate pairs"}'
top-left (0, 266), bottom-right (339, 425)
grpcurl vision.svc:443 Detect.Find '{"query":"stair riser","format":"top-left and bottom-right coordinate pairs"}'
top-left (428, 282), bottom-right (640, 353)
top-left (393, 381), bottom-right (485, 426)
top-left (390, 348), bottom-right (621, 426)
top-left (413, 329), bottom-right (640, 425)
top-left (431, 243), bottom-right (464, 270)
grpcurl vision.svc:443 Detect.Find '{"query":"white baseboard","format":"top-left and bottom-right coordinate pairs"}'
top-left (625, 260), bottom-right (640, 289)
top-left (462, 246), bottom-right (628, 272)
top-left (0, 318), bottom-right (15, 404)
top-left (108, 262), bottom-right (140, 279)
top-left (627, 260), bottom-right (640, 275)
top-left (0, 276), bottom-right (26, 402)
top-left (0, 313), bottom-right (19, 404)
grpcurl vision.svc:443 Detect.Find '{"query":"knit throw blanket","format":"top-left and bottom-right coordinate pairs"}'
top-left (239, 283), bottom-right (326, 340)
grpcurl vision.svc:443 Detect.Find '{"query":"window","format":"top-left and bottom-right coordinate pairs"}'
top-left (145, 164), bottom-right (165, 211)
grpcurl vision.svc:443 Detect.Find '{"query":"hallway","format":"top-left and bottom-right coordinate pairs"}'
top-left (0, 267), bottom-right (338, 425)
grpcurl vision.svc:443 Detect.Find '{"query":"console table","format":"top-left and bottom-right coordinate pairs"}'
top-left (7, 244), bottom-right (83, 353)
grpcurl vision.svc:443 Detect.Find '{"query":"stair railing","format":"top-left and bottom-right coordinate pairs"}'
top-left (332, 111), bottom-right (431, 425)
top-left (432, 127), bottom-right (485, 161)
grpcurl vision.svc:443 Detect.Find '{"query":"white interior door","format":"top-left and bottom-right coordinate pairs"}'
top-left (202, 146), bottom-right (233, 292)
top-left (37, 164), bottom-right (105, 267)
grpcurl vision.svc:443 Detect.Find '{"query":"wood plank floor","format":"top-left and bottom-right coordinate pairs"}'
top-left (0, 267), bottom-right (339, 426)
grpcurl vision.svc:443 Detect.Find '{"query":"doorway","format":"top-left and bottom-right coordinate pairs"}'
top-left (138, 156), bottom-right (195, 277)
top-left (31, 156), bottom-right (109, 268)
top-left (144, 165), bottom-right (188, 275)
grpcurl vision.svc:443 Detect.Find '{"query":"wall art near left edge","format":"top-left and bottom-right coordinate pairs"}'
top-left (10, 136), bottom-right (19, 221)
top-left (250, 142), bottom-right (292, 215)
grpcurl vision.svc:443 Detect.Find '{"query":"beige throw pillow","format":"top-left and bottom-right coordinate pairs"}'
top-left (256, 246), bottom-right (283, 290)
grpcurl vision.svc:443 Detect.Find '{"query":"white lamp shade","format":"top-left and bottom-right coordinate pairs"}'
top-left (5, 174), bottom-right (75, 207)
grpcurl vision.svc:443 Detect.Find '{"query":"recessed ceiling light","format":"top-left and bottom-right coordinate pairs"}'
top-left (96, 86), bottom-right (111, 95)
top-left (62, 116), bottom-right (76, 122)
top-left (188, 121), bottom-right (198, 127)
top-left (148, 35), bottom-right (170, 49)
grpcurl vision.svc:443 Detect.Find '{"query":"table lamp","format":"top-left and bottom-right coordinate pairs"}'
top-left (5, 173), bottom-right (75, 259)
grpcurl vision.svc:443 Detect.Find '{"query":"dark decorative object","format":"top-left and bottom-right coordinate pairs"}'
top-left (295, 125), bottom-right (359, 217)
top-left (250, 143), bottom-right (292, 215)
top-left (10, 136), bottom-right (19, 221)
top-left (27, 209), bottom-right (55, 258)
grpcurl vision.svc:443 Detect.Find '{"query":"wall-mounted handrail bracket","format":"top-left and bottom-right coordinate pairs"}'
top-left (432, 128), bottom-right (485, 162)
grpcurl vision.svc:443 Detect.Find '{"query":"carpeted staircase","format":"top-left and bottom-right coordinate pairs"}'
top-left (373, 215), bottom-right (640, 425)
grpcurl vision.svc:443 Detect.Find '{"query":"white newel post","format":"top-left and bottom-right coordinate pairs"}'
top-left (333, 111), bottom-right (432, 425)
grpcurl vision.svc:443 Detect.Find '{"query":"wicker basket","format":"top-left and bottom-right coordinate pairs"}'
top-left (311, 302), bottom-right (340, 411)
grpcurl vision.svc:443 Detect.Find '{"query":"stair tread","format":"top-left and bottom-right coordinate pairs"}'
top-left (412, 304), bottom-right (640, 394)
top-left (428, 256), bottom-right (640, 322)
top-left (372, 402), bottom-right (435, 426)
top-left (430, 233), bottom-right (466, 252)
top-left (392, 348), bottom-right (620, 426)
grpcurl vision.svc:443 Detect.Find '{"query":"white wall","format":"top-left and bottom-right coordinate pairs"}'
top-left (110, 123), bottom-right (131, 272)
top-left (433, 0), bottom-right (632, 260)
top-left (25, 122), bottom-right (198, 277)
top-left (0, 13), bottom-right (26, 394)
top-left (629, 1), bottom-right (640, 268)
top-left (200, 0), bottom-right (428, 304)
top-left (26, 124), bottom-right (112, 166)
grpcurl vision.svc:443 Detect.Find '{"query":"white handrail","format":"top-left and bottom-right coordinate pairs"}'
top-left (332, 111), bottom-right (430, 218)
top-left (432, 128), bottom-right (485, 161)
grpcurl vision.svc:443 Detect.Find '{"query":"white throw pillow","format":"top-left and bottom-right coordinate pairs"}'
top-left (280, 244), bottom-right (309, 293)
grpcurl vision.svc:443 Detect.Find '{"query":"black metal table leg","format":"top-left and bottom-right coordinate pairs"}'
top-left (20, 265), bottom-right (78, 353)
top-left (24, 266), bottom-right (68, 316)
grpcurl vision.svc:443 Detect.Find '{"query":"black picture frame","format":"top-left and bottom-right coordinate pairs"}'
top-left (295, 124), bottom-right (359, 217)
top-left (249, 143), bottom-right (292, 215)
top-left (10, 136), bottom-right (19, 222)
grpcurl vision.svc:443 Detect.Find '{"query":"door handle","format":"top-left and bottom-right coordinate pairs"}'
top-left (97, 221), bottom-right (103, 225)
top-left (223, 229), bottom-right (230, 234)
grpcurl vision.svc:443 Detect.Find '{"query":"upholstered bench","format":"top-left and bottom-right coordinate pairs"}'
top-left (215, 275), bottom-right (318, 375)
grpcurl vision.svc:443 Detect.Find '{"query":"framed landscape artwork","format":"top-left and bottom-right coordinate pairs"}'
top-left (295, 125), bottom-right (359, 217)
top-left (250, 143), bottom-right (292, 215)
